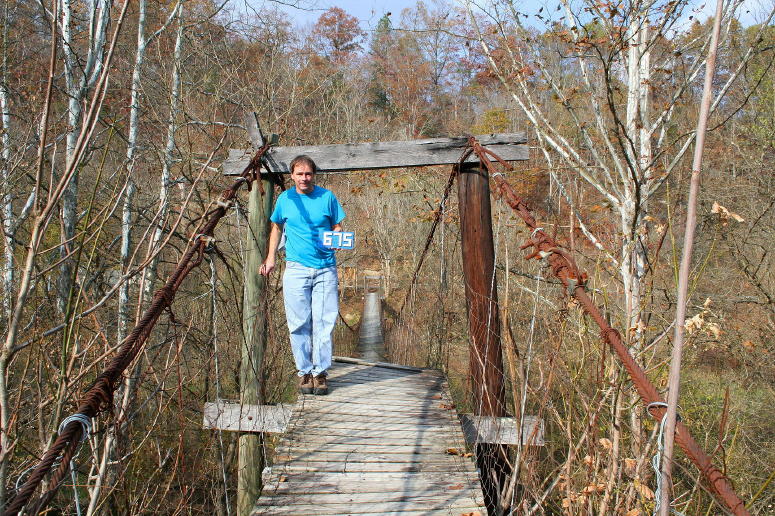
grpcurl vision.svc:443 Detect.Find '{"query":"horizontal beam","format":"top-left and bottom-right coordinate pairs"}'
top-left (203, 400), bottom-right (544, 447)
top-left (460, 415), bottom-right (544, 446)
top-left (223, 133), bottom-right (528, 175)
top-left (203, 401), bottom-right (293, 433)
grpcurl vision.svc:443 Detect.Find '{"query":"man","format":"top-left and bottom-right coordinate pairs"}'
top-left (259, 155), bottom-right (345, 395)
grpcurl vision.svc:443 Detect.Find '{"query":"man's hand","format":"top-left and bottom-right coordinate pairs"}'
top-left (259, 259), bottom-right (275, 276)
top-left (260, 223), bottom-right (282, 276)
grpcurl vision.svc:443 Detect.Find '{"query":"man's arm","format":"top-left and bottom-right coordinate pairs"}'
top-left (259, 222), bottom-right (283, 276)
top-left (332, 223), bottom-right (342, 232)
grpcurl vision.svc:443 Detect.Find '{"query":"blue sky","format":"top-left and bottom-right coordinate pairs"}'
top-left (236, 0), bottom-right (767, 32)
top-left (237, 0), bottom-right (429, 30)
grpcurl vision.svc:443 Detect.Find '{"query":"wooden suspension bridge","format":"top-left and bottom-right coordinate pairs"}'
top-left (205, 269), bottom-right (541, 515)
top-left (6, 113), bottom-right (750, 516)
top-left (219, 114), bottom-right (530, 515)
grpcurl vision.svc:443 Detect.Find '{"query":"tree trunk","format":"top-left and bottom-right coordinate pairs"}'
top-left (58, 0), bottom-right (112, 316)
top-left (142, 3), bottom-right (183, 307)
top-left (0, 1), bottom-right (13, 321)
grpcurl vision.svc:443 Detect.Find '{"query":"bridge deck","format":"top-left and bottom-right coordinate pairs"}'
top-left (254, 359), bottom-right (486, 515)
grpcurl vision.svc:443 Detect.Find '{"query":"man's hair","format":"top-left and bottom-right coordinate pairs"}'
top-left (289, 154), bottom-right (318, 174)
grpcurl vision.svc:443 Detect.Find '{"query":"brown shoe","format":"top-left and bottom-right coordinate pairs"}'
top-left (313, 373), bottom-right (328, 395)
top-left (299, 373), bottom-right (313, 395)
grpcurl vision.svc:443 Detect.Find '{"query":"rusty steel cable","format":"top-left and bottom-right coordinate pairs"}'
top-left (397, 166), bottom-right (458, 317)
top-left (5, 144), bottom-right (272, 516)
top-left (463, 137), bottom-right (749, 516)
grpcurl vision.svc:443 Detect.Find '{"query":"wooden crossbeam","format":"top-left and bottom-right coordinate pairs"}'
top-left (203, 401), bottom-right (293, 433)
top-left (222, 133), bottom-right (528, 175)
top-left (203, 401), bottom-right (543, 446)
top-left (460, 414), bottom-right (545, 447)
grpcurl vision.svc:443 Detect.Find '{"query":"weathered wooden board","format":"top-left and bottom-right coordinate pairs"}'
top-left (460, 414), bottom-right (545, 446)
top-left (297, 396), bottom-right (449, 408)
top-left (224, 133), bottom-right (528, 175)
top-left (203, 401), bottom-right (292, 433)
top-left (253, 503), bottom-right (485, 516)
top-left (262, 471), bottom-right (479, 483)
top-left (266, 481), bottom-right (481, 496)
top-left (331, 356), bottom-right (429, 372)
top-left (276, 443), bottom-right (455, 455)
top-left (293, 413), bottom-right (457, 425)
top-left (253, 491), bottom-right (483, 506)
top-left (275, 450), bottom-right (466, 462)
top-left (279, 461), bottom-right (473, 473)
top-left (283, 435), bottom-right (459, 446)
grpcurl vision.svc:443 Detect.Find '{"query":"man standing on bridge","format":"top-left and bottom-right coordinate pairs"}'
top-left (259, 155), bottom-right (345, 396)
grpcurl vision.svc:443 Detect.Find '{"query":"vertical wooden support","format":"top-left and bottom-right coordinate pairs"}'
top-left (238, 114), bottom-right (274, 516)
top-left (456, 161), bottom-right (510, 512)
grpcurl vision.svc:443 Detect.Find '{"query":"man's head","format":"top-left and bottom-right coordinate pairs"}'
top-left (289, 155), bottom-right (317, 194)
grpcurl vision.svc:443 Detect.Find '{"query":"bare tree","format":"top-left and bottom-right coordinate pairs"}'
top-left (58, 0), bottom-right (114, 317)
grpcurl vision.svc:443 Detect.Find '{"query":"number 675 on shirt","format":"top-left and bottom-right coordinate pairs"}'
top-left (323, 231), bottom-right (355, 249)
top-left (321, 231), bottom-right (355, 249)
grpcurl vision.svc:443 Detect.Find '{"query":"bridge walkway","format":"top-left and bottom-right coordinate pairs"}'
top-left (254, 358), bottom-right (486, 515)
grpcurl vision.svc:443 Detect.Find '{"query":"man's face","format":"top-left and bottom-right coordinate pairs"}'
top-left (291, 163), bottom-right (315, 194)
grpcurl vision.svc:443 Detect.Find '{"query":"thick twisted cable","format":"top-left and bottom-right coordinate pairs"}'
top-left (5, 145), bottom-right (272, 516)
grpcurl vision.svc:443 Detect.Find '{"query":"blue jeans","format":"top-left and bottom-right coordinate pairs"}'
top-left (282, 261), bottom-right (338, 376)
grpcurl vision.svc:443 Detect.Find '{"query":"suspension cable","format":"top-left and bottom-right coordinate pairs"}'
top-left (462, 137), bottom-right (749, 516)
top-left (5, 143), bottom-right (273, 516)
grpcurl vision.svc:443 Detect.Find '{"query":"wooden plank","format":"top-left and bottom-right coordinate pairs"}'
top-left (460, 414), bottom-right (545, 446)
top-left (315, 380), bottom-right (443, 391)
top-left (274, 450), bottom-right (469, 462)
top-left (288, 419), bottom-right (456, 431)
top-left (252, 500), bottom-right (484, 515)
top-left (262, 478), bottom-right (482, 495)
top-left (306, 375), bottom-right (440, 389)
top-left (283, 433), bottom-right (462, 446)
top-left (323, 377), bottom-right (443, 389)
top-left (282, 435), bottom-right (462, 447)
top-left (325, 368), bottom-right (437, 381)
top-left (254, 509), bottom-right (485, 516)
top-left (255, 492), bottom-right (483, 506)
top-left (332, 356), bottom-right (431, 373)
top-left (265, 481), bottom-right (481, 497)
top-left (275, 443), bottom-right (457, 455)
top-left (203, 401), bottom-right (292, 433)
top-left (277, 461), bottom-right (476, 473)
top-left (291, 415), bottom-right (456, 427)
top-left (310, 389), bottom-right (448, 399)
top-left (263, 471), bottom-right (478, 483)
top-left (272, 456), bottom-right (463, 466)
top-left (296, 396), bottom-right (451, 408)
top-left (313, 388), bottom-right (445, 398)
top-left (266, 480), bottom-right (481, 496)
top-left (291, 406), bottom-right (457, 419)
top-left (325, 370), bottom-right (443, 383)
top-left (326, 365), bottom-right (441, 377)
top-left (292, 405), bottom-right (457, 418)
top-left (224, 133), bottom-right (528, 175)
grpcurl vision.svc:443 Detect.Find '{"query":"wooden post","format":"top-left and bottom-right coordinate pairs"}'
top-left (456, 161), bottom-right (509, 512)
top-left (238, 114), bottom-right (274, 516)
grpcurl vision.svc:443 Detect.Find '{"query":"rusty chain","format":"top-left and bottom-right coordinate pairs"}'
top-left (462, 137), bottom-right (749, 516)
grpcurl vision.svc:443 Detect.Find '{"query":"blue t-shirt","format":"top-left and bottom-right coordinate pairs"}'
top-left (270, 186), bottom-right (346, 268)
